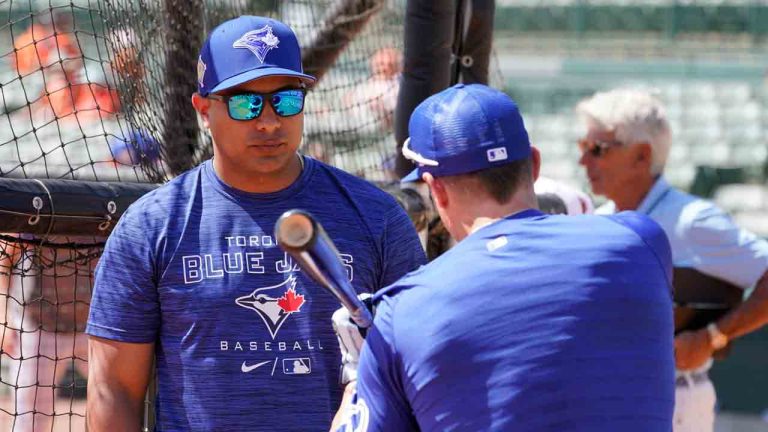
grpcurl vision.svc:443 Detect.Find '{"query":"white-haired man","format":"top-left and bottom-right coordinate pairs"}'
top-left (576, 88), bottom-right (768, 432)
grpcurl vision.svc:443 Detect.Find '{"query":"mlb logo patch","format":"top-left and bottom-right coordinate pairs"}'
top-left (487, 147), bottom-right (508, 162)
top-left (283, 357), bottom-right (311, 375)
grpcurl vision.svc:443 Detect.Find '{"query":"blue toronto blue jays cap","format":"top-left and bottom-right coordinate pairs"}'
top-left (401, 83), bottom-right (531, 182)
top-left (197, 16), bottom-right (316, 96)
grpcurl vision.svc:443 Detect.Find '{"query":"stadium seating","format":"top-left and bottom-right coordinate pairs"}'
top-left (496, 0), bottom-right (768, 235)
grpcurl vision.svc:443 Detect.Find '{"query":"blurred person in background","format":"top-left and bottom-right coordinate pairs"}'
top-left (11, 10), bottom-right (119, 124)
top-left (343, 47), bottom-right (402, 132)
top-left (576, 88), bottom-right (768, 432)
top-left (106, 28), bottom-right (146, 112)
top-left (534, 176), bottom-right (594, 216)
top-left (0, 237), bottom-right (93, 432)
top-left (39, 75), bottom-right (120, 123)
top-left (303, 47), bottom-right (403, 182)
top-left (11, 10), bottom-right (81, 82)
top-left (108, 128), bottom-right (162, 167)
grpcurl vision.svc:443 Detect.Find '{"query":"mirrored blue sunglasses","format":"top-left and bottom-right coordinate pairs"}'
top-left (208, 88), bottom-right (306, 121)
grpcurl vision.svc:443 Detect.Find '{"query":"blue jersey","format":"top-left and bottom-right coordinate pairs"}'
top-left (346, 209), bottom-right (674, 432)
top-left (86, 157), bottom-right (426, 431)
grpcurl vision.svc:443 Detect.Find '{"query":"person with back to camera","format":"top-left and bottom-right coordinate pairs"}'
top-left (331, 83), bottom-right (676, 432)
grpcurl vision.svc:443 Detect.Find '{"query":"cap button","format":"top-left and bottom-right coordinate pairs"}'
top-left (455, 83), bottom-right (465, 89)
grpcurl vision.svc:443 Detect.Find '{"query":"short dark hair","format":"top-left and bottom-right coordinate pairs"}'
top-left (445, 158), bottom-right (532, 204)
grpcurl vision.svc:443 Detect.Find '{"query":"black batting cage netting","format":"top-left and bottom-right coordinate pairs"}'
top-left (1, 0), bottom-right (411, 184)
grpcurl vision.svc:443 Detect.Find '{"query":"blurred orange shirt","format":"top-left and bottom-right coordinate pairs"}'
top-left (12, 24), bottom-right (80, 76)
top-left (41, 79), bottom-right (120, 122)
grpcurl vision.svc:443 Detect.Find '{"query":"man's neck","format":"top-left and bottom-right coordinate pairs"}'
top-left (213, 154), bottom-right (303, 194)
top-left (612, 175), bottom-right (656, 212)
top-left (456, 190), bottom-right (537, 241)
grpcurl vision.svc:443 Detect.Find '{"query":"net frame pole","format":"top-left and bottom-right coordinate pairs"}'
top-left (394, 0), bottom-right (496, 178)
top-left (457, 0), bottom-right (495, 85)
top-left (162, 0), bottom-right (204, 176)
top-left (449, 0), bottom-right (469, 86)
top-left (394, 0), bottom-right (460, 178)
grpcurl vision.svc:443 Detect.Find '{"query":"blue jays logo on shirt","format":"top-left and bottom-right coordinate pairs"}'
top-left (232, 25), bottom-right (280, 63)
top-left (236, 276), bottom-right (305, 339)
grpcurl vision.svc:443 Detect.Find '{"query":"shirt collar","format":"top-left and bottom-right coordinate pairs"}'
top-left (637, 175), bottom-right (671, 215)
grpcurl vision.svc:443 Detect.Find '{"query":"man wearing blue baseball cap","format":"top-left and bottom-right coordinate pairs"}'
top-left (333, 83), bottom-right (676, 431)
top-left (86, 16), bottom-right (425, 431)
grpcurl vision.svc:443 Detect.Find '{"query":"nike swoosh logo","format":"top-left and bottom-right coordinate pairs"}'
top-left (241, 360), bottom-right (271, 373)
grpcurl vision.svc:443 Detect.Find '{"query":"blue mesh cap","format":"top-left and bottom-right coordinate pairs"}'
top-left (401, 84), bottom-right (531, 182)
top-left (197, 16), bottom-right (316, 96)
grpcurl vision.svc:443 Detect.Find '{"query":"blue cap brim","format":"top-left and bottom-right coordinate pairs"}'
top-left (400, 168), bottom-right (421, 183)
top-left (207, 67), bottom-right (316, 95)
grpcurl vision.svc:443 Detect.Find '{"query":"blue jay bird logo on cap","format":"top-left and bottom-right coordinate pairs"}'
top-left (233, 25), bottom-right (280, 63)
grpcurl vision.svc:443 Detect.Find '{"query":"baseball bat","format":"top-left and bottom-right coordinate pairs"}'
top-left (275, 210), bottom-right (373, 328)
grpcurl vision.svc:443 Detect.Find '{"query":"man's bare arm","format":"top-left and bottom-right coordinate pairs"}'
top-left (0, 241), bottom-right (18, 354)
top-left (717, 269), bottom-right (768, 339)
top-left (676, 269), bottom-right (768, 369)
top-left (87, 335), bottom-right (154, 432)
top-left (330, 382), bottom-right (357, 431)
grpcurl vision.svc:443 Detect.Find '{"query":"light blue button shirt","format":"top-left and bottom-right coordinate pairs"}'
top-left (597, 176), bottom-right (768, 289)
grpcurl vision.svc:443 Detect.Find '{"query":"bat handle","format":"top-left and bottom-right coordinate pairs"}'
top-left (349, 305), bottom-right (373, 329)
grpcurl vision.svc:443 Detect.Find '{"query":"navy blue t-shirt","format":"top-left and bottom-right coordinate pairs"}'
top-left (86, 157), bottom-right (426, 431)
top-left (342, 210), bottom-right (674, 432)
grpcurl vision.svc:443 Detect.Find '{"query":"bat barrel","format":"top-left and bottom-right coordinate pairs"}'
top-left (276, 210), bottom-right (373, 328)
